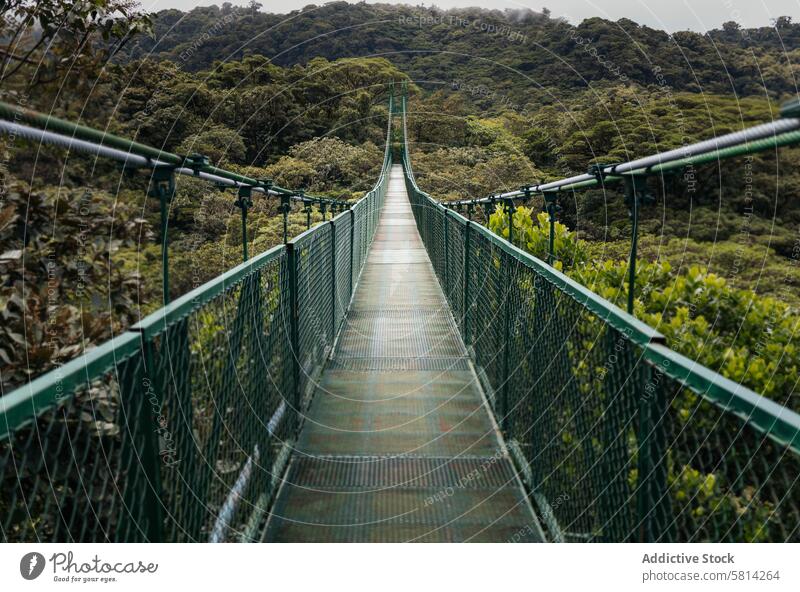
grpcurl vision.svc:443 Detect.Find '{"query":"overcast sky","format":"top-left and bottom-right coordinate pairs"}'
top-left (143, 0), bottom-right (800, 32)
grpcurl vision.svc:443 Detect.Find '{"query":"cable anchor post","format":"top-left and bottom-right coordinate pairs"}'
top-left (257, 177), bottom-right (274, 195)
top-left (303, 198), bottom-right (313, 230)
top-left (183, 153), bottom-right (210, 176)
top-left (620, 172), bottom-right (656, 315)
top-left (503, 197), bottom-right (517, 246)
top-left (234, 185), bottom-right (253, 261)
top-left (280, 193), bottom-right (293, 244)
top-left (542, 190), bottom-right (561, 266)
top-left (587, 162), bottom-right (617, 189)
top-left (147, 164), bottom-right (177, 305)
top-left (520, 185), bottom-right (534, 205)
top-left (485, 197), bottom-right (496, 224)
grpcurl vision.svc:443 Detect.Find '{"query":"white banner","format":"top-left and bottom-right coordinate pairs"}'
top-left (1, 543), bottom-right (798, 591)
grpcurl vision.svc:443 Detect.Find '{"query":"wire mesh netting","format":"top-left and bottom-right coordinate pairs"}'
top-left (351, 202), bottom-right (366, 287)
top-left (0, 249), bottom-right (294, 542)
top-left (0, 336), bottom-right (147, 542)
top-left (334, 213), bottom-right (353, 333)
top-left (659, 371), bottom-right (800, 542)
top-left (295, 224), bottom-right (334, 404)
top-left (147, 256), bottom-right (296, 543)
top-left (444, 213), bottom-right (466, 330)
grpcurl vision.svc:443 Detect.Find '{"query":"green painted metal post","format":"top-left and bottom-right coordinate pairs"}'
top-left (636, 363), bottom-right (654, 542)
top-left (543, 191), bottom-right (559, 266)
top-left (148, 166), bottom-right (176, 305)
top-left (140, 339), bottom-right (165, 542)
top-left (349, 205), bottom-right (355, 299)
top-left (635, 364), bottom-right (671, 542)
top-left (623, 174), bottom-right (652, 315)
top-left (281, 195), bottom-right (291, 244)
top-left (500, 251), bottom-right (511, 431)
top-left (235, 186), bottom-right (252, 262)
top-left (286, 242), bottom-right (301, 424)
top-left (330, 220), bottom-right (336, 343)
top-left (321, 202), bottom-right (327, 222)
top-left (520, 185), bottom-right (532, 206)
top-left (500, 196), bottom-right (516, 426)
top-left (305, 202), bottom-right (312, 230)
top-left (596, 328), bottom-right (623, 542)
top-left (160, 193), bottom-right (170, 304)
top-left (443, 208), bottom-right (450, 296)
top-left (463, 220), bottom-right (471, 346)
top-left (650, 374), bottom-right (673, 542)
top-left (505, 198), bottom-right (515, 246)
top-left (628, 196), bottom-right (639, 315)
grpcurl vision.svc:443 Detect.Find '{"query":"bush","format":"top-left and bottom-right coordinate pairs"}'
top-left (265, 137), bottom-right (381, 193)
top-left (492, 205), bottom-right (800, 412)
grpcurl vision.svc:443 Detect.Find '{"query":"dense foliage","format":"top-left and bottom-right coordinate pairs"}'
top-left (406, 86), bottom-right (800, 306)
top-left (488, 206), bottom-right (800, 414)
top-left (121, 3), bottom-right (800, 97)
top-left (487, 206), bottom-right (799, 540)
top-left (0, 171), bottom-right (151, 392)
top-left (1, 0), bottom-right (151, 90)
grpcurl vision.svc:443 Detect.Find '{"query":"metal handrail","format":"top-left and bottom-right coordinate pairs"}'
top-left (0, 101), bottom-right (350, 208)
top-left (433, 111), bottom-right (800, 206)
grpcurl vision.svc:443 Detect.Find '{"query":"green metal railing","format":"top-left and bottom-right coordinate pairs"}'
top-left (400, 94), bottom-right (800, 542)
top-left (0, 96), bottom-right (393, 542)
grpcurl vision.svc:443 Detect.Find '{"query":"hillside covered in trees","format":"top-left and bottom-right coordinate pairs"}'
top-left (122, 2), bottom-right (800, 96)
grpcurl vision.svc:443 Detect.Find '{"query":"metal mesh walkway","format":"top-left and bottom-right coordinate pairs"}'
top-left (263, 166), bottom-right (544, 542)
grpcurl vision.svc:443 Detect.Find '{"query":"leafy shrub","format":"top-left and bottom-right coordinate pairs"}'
top-left (0, 177), bottom-right (151, 392)
top-left (489, 206), bottom-right (588, 270)
top-left (265, 137), bottom-right (381, 194)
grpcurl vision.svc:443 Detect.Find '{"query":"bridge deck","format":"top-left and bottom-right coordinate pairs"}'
top-left (263, 165), bottom-right (543, 542)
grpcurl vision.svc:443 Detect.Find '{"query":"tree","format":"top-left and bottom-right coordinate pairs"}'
top-left (177, 125), bottom-right (247, 166)
top-left (0, 173), bottom-right (152, 392)
top-left (773, 16), bottom-right (792, 28)
top-left (0, 0), bottom-right (152, 89)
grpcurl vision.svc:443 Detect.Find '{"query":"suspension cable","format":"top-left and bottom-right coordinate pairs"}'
top-left (434, 111), bottom-right (800, 207)
top-left (0, 102), bottom-right (349, 208)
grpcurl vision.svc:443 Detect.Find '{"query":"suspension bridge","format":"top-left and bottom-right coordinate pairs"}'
top-left (1, 89), bottom-right (799, 543)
